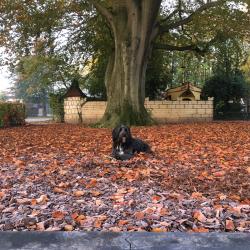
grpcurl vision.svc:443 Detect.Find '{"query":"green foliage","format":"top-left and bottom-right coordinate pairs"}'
top-left (202, 70), bottom-right (246, 115)
top-left (0, 102), bottom-right (25, 127)
top-left (49, 92), bottom-right (65, 122)
top-left (145, 50), bottom-right (172, 99)
top-left (84, 54), bottom-right (108, 99)
top-left (202, 38), bottom-right (248, 118)
top-left (14, 55), bottom-right (73, 100)
top-left (241, 53), bottom-right (250, 95)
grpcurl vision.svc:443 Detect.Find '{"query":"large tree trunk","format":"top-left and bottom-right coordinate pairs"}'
top-left (97, 0), bottom-right (161, 127)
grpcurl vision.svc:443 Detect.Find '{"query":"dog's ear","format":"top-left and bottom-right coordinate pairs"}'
top-left (127, 126), bottom-right (132, 139)
top-left (112, 125), bottom-right (120, 142)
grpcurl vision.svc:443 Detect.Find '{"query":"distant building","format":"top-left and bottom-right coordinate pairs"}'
top-left (164, 82), bottom-right (202, 101)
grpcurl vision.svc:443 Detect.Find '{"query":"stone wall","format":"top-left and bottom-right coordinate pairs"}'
top-left (145, 99), bottom-right (213, 123)
top-left (64, 97), bottom-right (86, 124)
top-left (81, 101), bottom-right (107, 124)
top-left (64, 97), bottom-right (213, 124)
top-left (63, 99), bottom-right (213, 124)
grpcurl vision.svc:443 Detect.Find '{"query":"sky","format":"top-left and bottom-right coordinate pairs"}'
top-left (0, 67), bottom-right (11, 91)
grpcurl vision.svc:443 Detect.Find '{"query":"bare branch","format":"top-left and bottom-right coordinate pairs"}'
top-left (160, 1), bottom-right (224, 34)
top-left (87, 0), bottom-right (115, 32)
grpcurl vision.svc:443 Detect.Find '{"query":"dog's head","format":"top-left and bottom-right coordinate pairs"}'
top-left (112, 125), bottom-right (132, 145)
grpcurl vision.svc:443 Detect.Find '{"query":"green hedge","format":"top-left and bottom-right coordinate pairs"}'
top-left (49, 93), bottom-right (64, 122)
top-left (0, 102), bottom-right (26, 128)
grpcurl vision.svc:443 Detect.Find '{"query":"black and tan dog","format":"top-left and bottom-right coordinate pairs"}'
top-left (111, 124), bottom-right (151, 160)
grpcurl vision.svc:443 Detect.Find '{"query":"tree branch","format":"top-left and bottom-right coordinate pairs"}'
top-left (160, 1), bottom-right (225, 34)
top-left (153, 32), bottom-right (224, 54)
top-left (153, 43), bottom-right (201, 52)
top-left (87, 0), bottom-right (115, 32)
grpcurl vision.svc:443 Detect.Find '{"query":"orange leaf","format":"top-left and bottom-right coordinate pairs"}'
top-left (95, 199), bottom-right (103, 206)
top-left (73, 190), bottom-right (85, 197)
top-left (94, 215), bottom-right (107, 228)
top-left (86, 179), bottom-right (97, 188)
top-left (159, 207), bottom-right (169, 216)
top-left (64, 224), bottom-right (74, 231)
top-left (53, 187), bottom-right (66, 194)
top-left (14, 159), bottom-right (25, 167)
top-left (213, 171), bottom-right (226, 177)
top-left (134, 211), bottom-right (144, 220)
top-left (36, 222), bottom-right (45, 231)
top-left (193, 210), bottom-right (207, 222)
top-left (91, 191), bottom-right (101, 197)
top-left (118, 220), bottom-right (129, 226)
top-left (191, 192), bottom-right (204, 199)
top-left (109, 227), bottom-right (121, 232)
top-left (225, 220), bottom-right (235, 231)
top-left (192, 227), bottom-right (209, 233)
top-left (230, 195), bottom-right (241, 201)
top-left (52, 211), bottom-right (65, 220)
top-left (71, 212), bottom-right (79, 220)
top-left (151, 228), bottom-right (167, 232)
top-left (218, 193), bottom-right (227, 200)
top-left (31, 199), bottom-right (37, 206)
top-left (144, 207), bottom-right (154, 214)
top-left (151, 195), bottom-right (161, 203)
top-left (227, 206), bottom-right (241, 215)
top-left (36, 194), bottom-right (49, 204)
top-left (94, 219), bottom-right (103, 228)
top-left (75, 214), bottom-right (86, 224)
top-left (58, 182), bottom-right (69, 188)
top-left (16, 198), bottom-right (31, 205)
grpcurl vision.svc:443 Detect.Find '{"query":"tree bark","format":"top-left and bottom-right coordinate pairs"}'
top-left (95, 0), bottom-right (162, 127)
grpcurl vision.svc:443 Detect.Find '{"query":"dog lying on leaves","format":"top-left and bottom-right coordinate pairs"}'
top-left (111, 124), bottom-right (151, 160)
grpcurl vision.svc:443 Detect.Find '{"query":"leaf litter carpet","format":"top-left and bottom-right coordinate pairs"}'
top-left (0, 122), bottom-right (249, 232)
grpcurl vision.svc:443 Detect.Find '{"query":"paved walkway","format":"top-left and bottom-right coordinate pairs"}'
top-left (0, 232), bottom-right (249, 250)
top-left (25, 117), bottom-right (53, 124)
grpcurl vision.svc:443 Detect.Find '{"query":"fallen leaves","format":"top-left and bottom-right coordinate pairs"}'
top-left (151, 195), bottom-right (162, 203)
top-left (191, 192), bottom-right (204, 200)
top-left (52, 211), bottom-right (65, 220)
top-left (192, 227), bottom-right (209, 233)
top-left (53, 187), bottom-right (67, 194)
top-left (0, 122), bottom-right (249, 232)
top-left (225, 220), bottom-right (235, 231)
top-left (213, 171), bottom-right (226, 177)
top-left (73, 190), bottom-right (85, 197)
top-left (36, 194), bottom-right (49, 204)
top-left (193, 210), bottom-right (207, 223)
top-left (64, 224), bottom-right (74, 231)
top-left (134, 211), bottom-right (145, 220)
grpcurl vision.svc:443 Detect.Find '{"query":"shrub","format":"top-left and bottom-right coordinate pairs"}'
top-left (49, 93), bottom-right (64, 122)
top-left (0, 102), bottom-right (26, 128)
